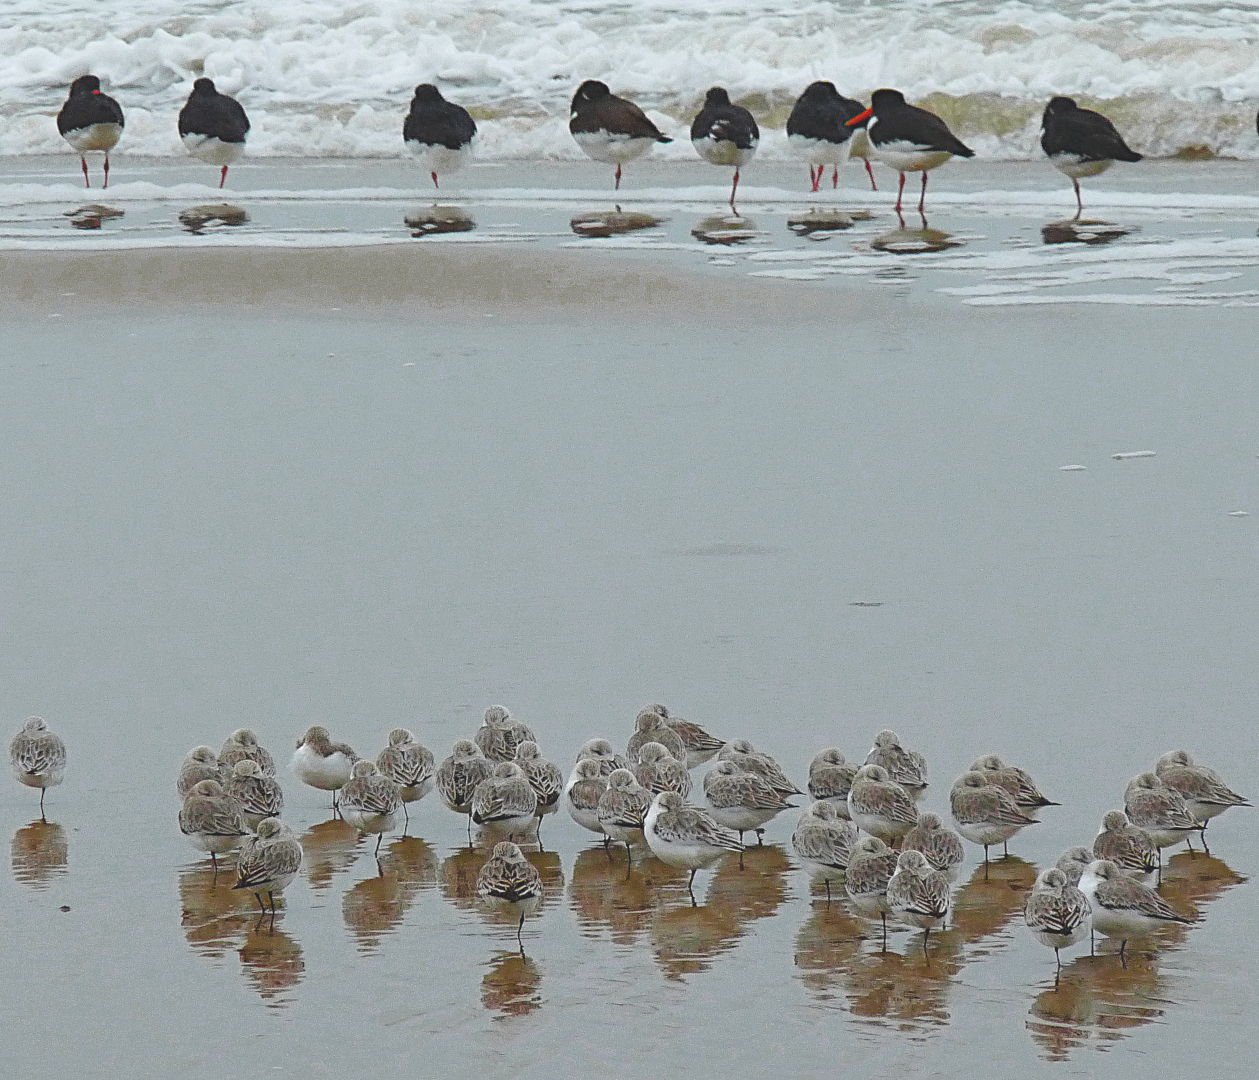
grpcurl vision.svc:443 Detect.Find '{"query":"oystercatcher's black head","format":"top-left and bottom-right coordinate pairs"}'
top-left (1045, 96), bottom-right (1078, 115)
top-left (869, 88), bottom-right (907, 112)
top-left (413, 83), bottom-right (443, 102)
top-left (703, 87), bottom-right (732, 108)
top-left (799, 81), bottom-right (839, 103)
top-left (573, 80), bottom-right (610, 104)
top-left (192, 77), bottom-right (218, 94)
top-left (69, 75), bottom-right (101, 96)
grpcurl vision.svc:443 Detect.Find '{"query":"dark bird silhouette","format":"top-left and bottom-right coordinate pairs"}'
top-left (57, 75), bottom-right (124, 189)
top-left (786, 81), bottom-right (871, 192)
top-left (847, 88), bottom-right (974, 213)
top-left (691, 87), bottom-right (759, 209)
top-left (570, 80), bottom-right (672, 190)
top-left (178, 78), bottom-right (250, 188)
top-left (1040, 96), bottom-right (1142, 214)
top-left (404, 84), bottom-right (477, 189)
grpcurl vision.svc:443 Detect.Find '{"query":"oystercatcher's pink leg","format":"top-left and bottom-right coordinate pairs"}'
top-left (807, 165), bottom-right (815, 190)
top-left (80, 156), bottom-right (90, 188)
top-left (810, 165), bottom-right (820, 193)
top-left (1073, 178), bottom-right (1082, 216)
top-left (832, 164), bottom-right (838, 188)
top-left (895, 172), bottom-right (905, 213)
top-left (615, 163), bottom-right (622, 190)
top-left (103, 153), bottom-right (110, 189)
top-left (730, 168), bottom-right (740, 209)
top-left (865, 159), bottom-right (877, 191)
top-left (918, 171), bottom-right (928, 214)
top-left (432, 171), bottom-right (439, 189)
top-left (220, 165), bottom-right (228, 188)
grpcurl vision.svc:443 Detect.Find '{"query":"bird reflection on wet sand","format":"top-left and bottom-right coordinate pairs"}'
top-left (179, 863), bottom-right (255, 959)
top-left (341, 837), bottom-right (438, 950)
top-left (11, 821), bottom-right (67, 889)
top-left (872, 210), bottom-right (962, 253)
top-left (343, 867), bottom-right (420, 951)
top-left (443, 845), bottom-right (564, 925)
top-left (568, 845), bottom-right (676, 944)
top-left (692, 214), bottom-right (759, 245)
top-left (481, 950), bottom-right (543, 1018)
top-left (651, 844), bottom-right (790, 980)
top-left (791, 855), bottom-right (1036, 1025)
top-left (1041, 218), bottom-right (1134, 245)
top-left (238, 925), bottom-right (304, 1009)
top-left (299, 818), bottom-right (359, 891)
top-left (1028, 852), bottom-right (1245, 1060)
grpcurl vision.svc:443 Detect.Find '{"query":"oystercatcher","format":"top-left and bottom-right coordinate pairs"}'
top-left (786, 81), bottom-right (869, 192)
top-left (404, 84), bottom-right (477, 189)
top-left (1041, 96), bottom-right (1142, 214)
top-left (846, 89), bottom-right (973, 213)
top-left (57, 75), bottom-right (124, 189)
top-left (570, 80), bottom-right (672, 190)
top-left (691, 87), bottom-right (759, 209)
top-left (178, 78), bottom-right (250, 188)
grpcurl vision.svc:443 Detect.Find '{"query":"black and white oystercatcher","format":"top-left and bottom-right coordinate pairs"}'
top-left (57, 75), bottom-right (124, 189)
top-left (691, 87), bottom-right (759, 208)
top-left (1041, 96), bottom-right (1142, 214)
top-left (786, 81), bottom-right (870, 192)
top-left (178, 78), bottom-right (250, 188)
top-left (847, 89), bottom-right (973, 213)
top-left (570, 80), bottom-right (672, 190)
top-left (404, 84), bottom-right (477, 189)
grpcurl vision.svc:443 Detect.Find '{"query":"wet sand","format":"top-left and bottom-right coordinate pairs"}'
top-left (0, 242), bottom-right (824, 318)
top-left (2, 162), bottom-right (1257, 1080)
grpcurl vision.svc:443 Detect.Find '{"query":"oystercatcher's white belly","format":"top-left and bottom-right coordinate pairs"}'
top-left (693, 137), bottom-right (757, 168)
top-left (1049, 153), bottom-right (1114, 180)
top-left (788, 133), bottom-right (852, 167)
top-left (573, 131), bottom-right (657, 166)
top-left (64, 123), bottom-right (122, 153)
top-left (849, 129), bottom-right (872, 159)
top-left (182, 134), bottom-right (245, 166)
top-left (871, 142), bottom-right (954, 173)
top-left (406, 141), bottom-right (471, 175)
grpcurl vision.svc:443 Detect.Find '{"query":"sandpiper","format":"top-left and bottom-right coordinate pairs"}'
top-left (291, 726), bottom-right (359, 813)
top-left (9, 718), bottom-right (67, 822)
top-left (375, 728), bottom-right (435, 835)
top-left (233, 817), bottom-right (303, 925)
top-left (437, 740), bottom-right (494, 842)
top-left (949, 771), bottom-right (1038, 869)
top-left (845, 835), bottom-right (899, 950)
top-left (806, 748), bottom-right (857, 816)
top-left (887, 849), bottom-right (952, 955)
top-left (1024, 867), bottom-right (1091, 972)
top-left (179, 779), bottom-right (248, 877)
top-left (791, 801), bottom-right (857, 903)
top-left (477, 841), bottom-right (544, 949)
top-left (644, 790), bottom-right (743, 903)
top-left (340, 760), bottom-right (401, 855)
top-left (225, 759), bottom-right (284, 831)
top-left (649, 703), bottom-right (725, 768)
top-left (1078, 858), bottom-right (1192, 965)
top-left (847, 763), bottom-right (919, 845)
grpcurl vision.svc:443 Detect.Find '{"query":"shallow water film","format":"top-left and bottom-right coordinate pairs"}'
top-left (2, 162), bottom-right (1258, 1080)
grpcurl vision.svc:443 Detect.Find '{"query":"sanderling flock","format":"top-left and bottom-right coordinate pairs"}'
top-left (6, 708), bottom-right (1251, 977)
